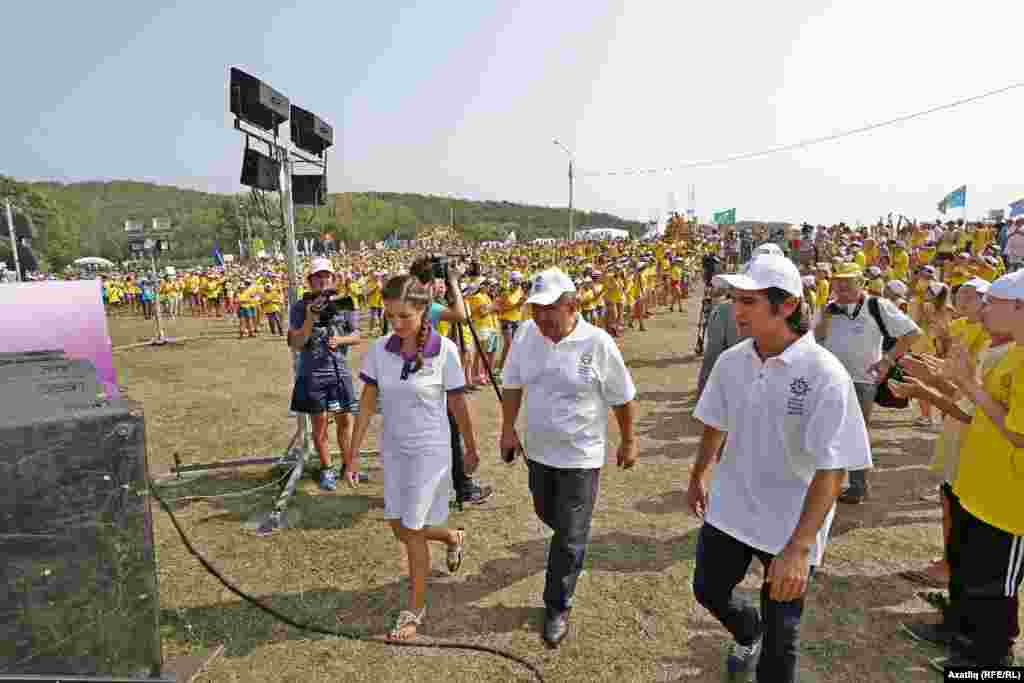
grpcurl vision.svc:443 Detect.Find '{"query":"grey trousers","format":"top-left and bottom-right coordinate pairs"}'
top-left (847, 382), bottom-right (877, 493)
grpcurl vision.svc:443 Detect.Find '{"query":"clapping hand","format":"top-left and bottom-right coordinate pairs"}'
top-left (947, 344), bottom-right (977, 389)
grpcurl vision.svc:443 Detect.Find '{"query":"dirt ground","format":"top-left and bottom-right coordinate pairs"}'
top-left (106, 294), bottom-right (1018, 682)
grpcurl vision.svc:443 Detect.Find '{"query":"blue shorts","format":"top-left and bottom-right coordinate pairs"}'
top-left (290, 374), bottom-right (359, 415)
top-left (238, 306), bottom-right (257, 319)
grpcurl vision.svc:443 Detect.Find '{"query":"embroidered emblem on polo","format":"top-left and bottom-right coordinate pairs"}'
top-left (787, 377), bottom-right (810, 415)
top-left (790, 378), bottom-right (810, 396)
top-left (577, 352), bottom-right (595, 381)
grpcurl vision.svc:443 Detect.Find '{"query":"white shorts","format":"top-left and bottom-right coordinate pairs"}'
top-left (381, 452), bottom-right (452, 530)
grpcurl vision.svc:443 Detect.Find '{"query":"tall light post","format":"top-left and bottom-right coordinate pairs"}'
top-left (553, 139), bottom-right (574, 241)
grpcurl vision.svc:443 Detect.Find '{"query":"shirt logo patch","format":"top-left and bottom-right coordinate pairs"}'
top-left (577, 352), bottom-right (595, 382)
top-left (787, 377), bottom-right (810, 415)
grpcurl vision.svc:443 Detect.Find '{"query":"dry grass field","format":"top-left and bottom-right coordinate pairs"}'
top-left (107, 292), bottom-right (1019, 682)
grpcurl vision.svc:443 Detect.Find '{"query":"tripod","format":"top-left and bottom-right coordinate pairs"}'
top-left (694, 290), bottom-right (713, 355)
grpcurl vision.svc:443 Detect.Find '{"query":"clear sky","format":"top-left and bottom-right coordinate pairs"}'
top-left (3, 0), bottom-right (1021, 226)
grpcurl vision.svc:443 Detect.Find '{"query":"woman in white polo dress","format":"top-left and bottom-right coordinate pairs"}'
top-left (349, 274), bottom-right (480, 641)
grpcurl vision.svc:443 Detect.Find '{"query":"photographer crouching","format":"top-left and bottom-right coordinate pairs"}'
top-left (288, 258), bottom-right (362, 491)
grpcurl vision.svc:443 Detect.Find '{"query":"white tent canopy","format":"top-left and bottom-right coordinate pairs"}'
top-left (73, 257), bottom-right (116, 268)
top-left (575, 227), bottom-right (630, 241)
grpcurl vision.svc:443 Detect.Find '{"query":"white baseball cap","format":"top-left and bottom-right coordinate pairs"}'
top-left (885, 280), bottom-right (909, 298)
top-left (713, 254), bottom-right (803, 298)
top-left (526, 267), bottom-right (577, 305)
top-left (985, 271), bottom-right (1024, 302)
top-left (754, 243), bottom-right (784, 257)
top-left (960, 277), bottom-right (991, 295)
top-left (308, 257), bottom-right (334, 276)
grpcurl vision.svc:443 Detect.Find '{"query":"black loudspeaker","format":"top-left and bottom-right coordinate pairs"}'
top-left (290, 105), bottom-right (333, 157)
top-left (0, 352), bottom-right (163, 677)
top-left (229, 67), bottom-right (289, 132)
top-left (240, 148), bottom-right (281, 191)
top-left (292, 174), bottom-right (326, 207)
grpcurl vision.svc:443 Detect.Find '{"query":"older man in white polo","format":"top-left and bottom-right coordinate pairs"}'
top-left (500, 267), bottom-right (638, 648)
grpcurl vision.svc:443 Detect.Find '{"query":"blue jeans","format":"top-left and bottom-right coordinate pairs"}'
top-left (527, 460), bottom-right (600, 611)
top-left (693, 522), bottom-right (815, 683)
top-left (847, 382), bottom-right (877, 494)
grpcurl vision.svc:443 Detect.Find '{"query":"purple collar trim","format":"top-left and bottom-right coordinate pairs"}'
top-left (385, 329), bottom-right (442, 361)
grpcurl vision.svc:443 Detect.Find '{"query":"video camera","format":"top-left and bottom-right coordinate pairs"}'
top-left (302, 289), bottom-right (355, 326)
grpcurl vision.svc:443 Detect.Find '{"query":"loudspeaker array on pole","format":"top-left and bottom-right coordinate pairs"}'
top-left (230, 67), bottom-right (331, 204)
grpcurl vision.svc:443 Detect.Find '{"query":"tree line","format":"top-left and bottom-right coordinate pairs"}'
top-left (0, 176), bottom-right (645, 271)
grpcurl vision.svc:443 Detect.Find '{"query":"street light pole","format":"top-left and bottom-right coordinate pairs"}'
top-left (5, 199), bottom-right (21, 282)
top-left (553, 139), bottom-right (575, 241)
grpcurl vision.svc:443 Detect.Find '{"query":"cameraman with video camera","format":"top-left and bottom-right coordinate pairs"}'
top-left (288, 258), bottom-right (362, 491)
top-left (410, 254), bottom-right (495, 505)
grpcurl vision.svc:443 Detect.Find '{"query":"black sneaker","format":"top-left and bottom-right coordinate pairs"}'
top-left (838, 487), bottom-right (868, 504)
top-left (899, 621), bottom-right (959, 649)
top-left (726, 636), bottom-right (761, 679)
top-left (929, 652), bottom-right (1015, 673)
top-left (458, 480), bottom-right (495, 505)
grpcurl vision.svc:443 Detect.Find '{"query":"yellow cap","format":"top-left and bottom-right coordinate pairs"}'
top-left (832, 263), bottom-right (863, 279)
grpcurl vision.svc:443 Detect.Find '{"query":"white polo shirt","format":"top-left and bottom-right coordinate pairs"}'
top-left (694, 332), bottom-right (872, 565)
top-left (503, 317), bottom-right (636, 469)
top-left (815, 296), bottom-right (919, 384)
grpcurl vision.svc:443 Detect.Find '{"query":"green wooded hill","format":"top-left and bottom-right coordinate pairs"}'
top-left (0, 176), bottom-right (645, 270)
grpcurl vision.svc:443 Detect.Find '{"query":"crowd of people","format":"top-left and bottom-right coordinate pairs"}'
top-left (25, 215), bottom-right (1022, 675)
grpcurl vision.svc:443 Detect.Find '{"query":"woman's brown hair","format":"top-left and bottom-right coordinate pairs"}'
top-left (382, 275), bottom-right (433, 372)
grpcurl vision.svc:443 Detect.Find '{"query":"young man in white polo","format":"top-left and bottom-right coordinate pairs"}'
top-left (500, 267), bottom-right (638, 648)
top-left (689, 254), bottom-right (872, 682)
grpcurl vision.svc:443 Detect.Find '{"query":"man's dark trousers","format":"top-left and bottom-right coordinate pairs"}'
top-left (527, 459), bottom-right (600, 611)
top-left (693, 522), bottom-right (815, 683)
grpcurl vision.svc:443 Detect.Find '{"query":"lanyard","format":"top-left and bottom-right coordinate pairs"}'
top-left (828, 296), bottom-right (865, 321)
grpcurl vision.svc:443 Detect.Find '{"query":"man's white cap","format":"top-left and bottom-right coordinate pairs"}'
top-left (526, 267), bottom-right (577, 305)
top-left (985, 271), bottom-right (1024, 301)
top-left (960, 277), bottom-right (991, 295)
top-left (885, 280), bottom-right (909, 298)
top-left (754, 243), bottom-right (784, 257)
top-left (308, 257), bottom-right (334, 275)
top-left (712, 254), bottom-right (803, 298)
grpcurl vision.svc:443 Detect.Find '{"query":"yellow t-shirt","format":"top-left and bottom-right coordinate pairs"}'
top-left (815, 279), bottom-right (830, 308)
top-left (366, 280), bottom-right (383, 308)
top-left (955, 344), bottom-right (1024, 535)
top-left (891, 251), bottom-right (910, 280)
top-left (497, 287), bottom-right (524, 322)
top-left (853, 251), bottom-right (867, 269)
top-left (237, 286), bottom-right (260, 308)
top-left (948, 318), bottom-right (990, 360)
top-left (465, 292), bottom-right (496, 331)
top-left (261, 290), bottom-right (282, 314)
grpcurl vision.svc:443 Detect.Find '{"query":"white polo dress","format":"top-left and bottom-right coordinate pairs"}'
top-left (359, 330), bottom-right (466, 529)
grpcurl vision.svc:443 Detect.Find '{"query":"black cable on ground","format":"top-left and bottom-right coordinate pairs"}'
top-left (147, 474), bottom-right (545, 683)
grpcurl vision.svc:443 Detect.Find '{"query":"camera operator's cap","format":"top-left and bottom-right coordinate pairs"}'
top-left (712, 254), bottom-right (802, 298)
top-left (308, 257), bottom-right (334, 276)
top-left (526, 267), bottom-right (577, 305)
top-left (753, 243), bottom-right (783, 257)
top-left (985, 271), bottom-right (1024, 302)
top-left (832, 263), bottom-right (863, 279)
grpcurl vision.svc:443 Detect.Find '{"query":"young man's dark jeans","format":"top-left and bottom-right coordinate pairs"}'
top-left (527, 460), bottom-right (600, 611)
top-left (693, 522), bottom-right (815, 683)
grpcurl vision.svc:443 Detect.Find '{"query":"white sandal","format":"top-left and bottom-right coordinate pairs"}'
top-left (447, 528), bottom-right (465, 573)
top-left (388, 607), bottom-right (425, 640)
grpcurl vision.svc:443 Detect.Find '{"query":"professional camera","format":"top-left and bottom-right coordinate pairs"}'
top-left (303, 289), bottom-right (355, 325)
top-left (429, 255), bottom-right (449, 281)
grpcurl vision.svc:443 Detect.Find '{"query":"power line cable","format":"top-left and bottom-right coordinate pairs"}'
top-left (580, 80), bottom-right (1024, 177)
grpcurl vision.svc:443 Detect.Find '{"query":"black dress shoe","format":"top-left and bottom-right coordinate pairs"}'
top-left (543, 607), bottom-right (571, 648)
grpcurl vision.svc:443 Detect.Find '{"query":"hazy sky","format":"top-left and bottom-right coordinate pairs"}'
top-left (4, 0), bottom-right (1022, 225)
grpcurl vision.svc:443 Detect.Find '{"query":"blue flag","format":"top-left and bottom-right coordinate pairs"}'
top-left (212, 242), bottom-right (225, 267)
top-left (946, 185), bottom-right (967, 210)
top-left (1010, 199), bottom-right (1024, 218)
